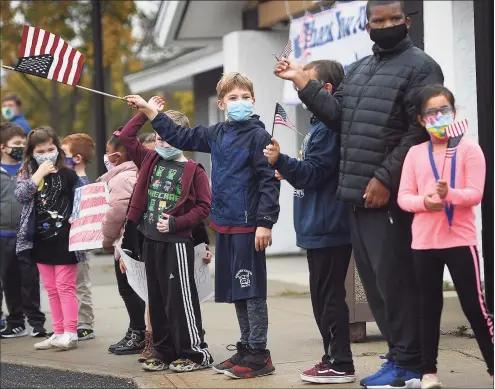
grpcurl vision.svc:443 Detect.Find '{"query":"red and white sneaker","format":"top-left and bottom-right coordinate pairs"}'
top-left (300, 362), bottom-right (356, 384)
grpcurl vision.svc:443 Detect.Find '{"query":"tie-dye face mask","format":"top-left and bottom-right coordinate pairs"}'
top-left (425, 114), bottom-right (454, 140)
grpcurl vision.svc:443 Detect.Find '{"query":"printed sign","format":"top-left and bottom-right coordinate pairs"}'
top-left (283, 1), bottom-right (373, 104)
top-left (117, 247), bottom-right (148, 303)
top-left (194, 244), bottom-right (214, 303)
top-left (69, 182), bottom-right (109, 251)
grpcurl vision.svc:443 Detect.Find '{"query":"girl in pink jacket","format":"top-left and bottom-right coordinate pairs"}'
top-left (398, 85), bottom-right (493, 389)
top-left (97, 130), bottom-right (146, 354)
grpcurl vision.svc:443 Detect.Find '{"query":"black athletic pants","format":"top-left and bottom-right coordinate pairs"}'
top-left (413, 246), bottom-right (494, 376)
top-left (0, 236), bottom-right (45, 328)
top-left (349, 205), bottom-right (421, 370)
top-left (114, 256), bottom-right (146, 331)
top-left (143, 238), bottom-right (211, 365)
top-left (307, 244), bottom-right (354, 371)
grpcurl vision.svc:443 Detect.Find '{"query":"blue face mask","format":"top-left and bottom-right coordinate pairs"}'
top-left (226, 100), bottom-right (254, 121)
top-left (2, 107), bottom-right (15, 121)
top-left (65, 157), bottom-right (75, 169)
top-left (155, 146), bottom-right (182, 160)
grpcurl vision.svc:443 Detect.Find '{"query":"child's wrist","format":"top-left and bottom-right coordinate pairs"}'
top-left (142, 106), bottom-right (159, 121)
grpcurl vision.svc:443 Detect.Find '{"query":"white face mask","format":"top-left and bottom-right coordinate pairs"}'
top-left (34, 151), bottom-right (58, 166)
top-left (103, 154), bottom-right (115, 171)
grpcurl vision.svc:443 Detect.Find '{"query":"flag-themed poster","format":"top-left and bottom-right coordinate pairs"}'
top-left (283, 1), bottom-right (373, 105)
top-left (69, 182), bottom-right (109, 252)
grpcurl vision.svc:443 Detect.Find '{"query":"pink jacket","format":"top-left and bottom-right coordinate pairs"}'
top-left (97, 161), bottom-right (138, 257)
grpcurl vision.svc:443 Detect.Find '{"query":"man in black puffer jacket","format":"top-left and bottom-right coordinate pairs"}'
top-left (275, 1), bottom-right (443, 388)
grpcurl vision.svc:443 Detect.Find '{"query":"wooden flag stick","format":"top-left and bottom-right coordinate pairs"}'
top-left (1, 65), bottom-right (127, 101)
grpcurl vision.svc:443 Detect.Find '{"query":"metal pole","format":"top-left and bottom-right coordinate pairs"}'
top-left (92, 0), bottom-right (107, 177)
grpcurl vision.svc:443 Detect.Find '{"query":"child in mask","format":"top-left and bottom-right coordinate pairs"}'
top-left (124, 72), bottom-right (280, 380)
top-left (61, 134), bottom-right (96, 341)
top-left (0, 123), bottom-right (46, 339)
top-left (398, 84), bottom-right (493, 388)
top-left (120, 105), bottom-right (212, 373)
top-left (15, 126), bottom-right (81, 350)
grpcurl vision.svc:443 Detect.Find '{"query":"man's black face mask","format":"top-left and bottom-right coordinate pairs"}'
top-left (370, 23), bottom-right (408, 50)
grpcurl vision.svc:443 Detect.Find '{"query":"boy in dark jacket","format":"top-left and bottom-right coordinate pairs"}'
top-left (265, 60), bottom-right (355, 384)
top-left (0, 122), bottom-right (45, 338)
top-left (120, 107), bottom-right (213, 373)
top-left (125, 73), bottom-right (280, 379)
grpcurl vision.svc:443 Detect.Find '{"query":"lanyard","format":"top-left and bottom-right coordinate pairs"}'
top-left (428, 142), bottom-right (456, 227)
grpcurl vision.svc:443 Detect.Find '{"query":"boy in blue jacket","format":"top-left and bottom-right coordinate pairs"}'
top-left (125, 72), bottom-right (280, 379)
top-left (264, 60), bottom-right (355, 384)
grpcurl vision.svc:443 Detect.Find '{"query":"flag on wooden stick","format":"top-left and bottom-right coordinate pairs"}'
top-left (272, 102), bottom-right (301, 136)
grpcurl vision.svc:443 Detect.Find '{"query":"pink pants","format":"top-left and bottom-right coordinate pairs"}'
top-left (37, 264), bottom-right (78, 334)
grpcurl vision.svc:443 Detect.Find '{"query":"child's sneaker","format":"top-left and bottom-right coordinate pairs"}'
top-left (108, 328), bottom-right (132, 353)
top-left (1, 324), bottom-right (28, 338)
top-left (31, 325), bottom-right (47, 338)
top-left (359, 356), bottom-right (395, 387)
top-left (300, 361), bottom-right (355, 384)
top-left (114, 330), bottom-right (145, 355)
top-left (77, 328), bottom-right (95, 341)
top-left (142, 358), bottom-right (168, 372)
top-left (212, 342), bottom-right (249, 373)
top-left (421, 374), bottom-right (443, 389)
top-left (363, 365), bottom-right (421, 388)
top-left (51, 332), bottom-right (78, 350)
top-left (224, 348), bottom-right (275, 379)
top-left (170, 358), bottom-right (212, 373)
top-left (34, 333), bottom-right (61, 350)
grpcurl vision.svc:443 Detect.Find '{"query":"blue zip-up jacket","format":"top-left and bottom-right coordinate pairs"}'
top-left (272, 118), bottom-right (350, 249)
top-left (151, 113), bottom-right (280, 229)
top-left (10, 114), bottom-right (31, 134)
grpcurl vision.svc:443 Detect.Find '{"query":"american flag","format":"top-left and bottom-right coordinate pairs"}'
top-left (279, 40), bottom-right (292, 60)
top-left (14, 25), bottom-right (85, 86)
top-left (274, 102), bottom-right (296, 130)
top-left (446, 134), bottom-right (464, 159)
top-left (445, 118), bottom-right (468, 138)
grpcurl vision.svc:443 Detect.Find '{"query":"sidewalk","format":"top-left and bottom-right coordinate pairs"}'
top-left (1, 254), bottom-right (492, 388)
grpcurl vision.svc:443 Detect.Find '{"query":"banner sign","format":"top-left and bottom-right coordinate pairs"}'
top-left (283, 1), bottom-right (373, 105)
top-left (69, 182), bottom-right (109, 251)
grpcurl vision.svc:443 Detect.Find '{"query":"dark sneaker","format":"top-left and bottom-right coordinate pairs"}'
top-left (30, 325), bottom-right (47, 338)
top-left (364, 365), bottom-right (421, 388)
top-left (1, 324), bottom-right (28, 338)
top-left (77, 329), bottom-right (95, 341)
top-left (108, 328), bottom-right (132, 353)
top-left (224, 348), bottom-right (275, 379)
top-left (137, 331), bottom-right (153, 363)
top-left (170, 358), bottom-right (212, 373)
top-left (114, 330), bottom-right (145, 355)
top-left (301, 361), bottom-right (355, 384)
top-left (212, 342), bottom-right (249, 373)
top-left (142, 358), bottom-right (168, 372)
top-left (360, 356), bottom-right (395, 387)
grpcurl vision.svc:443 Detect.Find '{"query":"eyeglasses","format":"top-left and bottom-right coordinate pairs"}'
top-left (422, 106), bottom-right (454, 118)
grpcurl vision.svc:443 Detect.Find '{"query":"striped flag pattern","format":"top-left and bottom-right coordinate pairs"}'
top-left (274, 102), bottom-right (296, 130)
top-left (15, 25), bottom-right (85, 86)
top-left (279, 40), bottom-right (292, 60)
top-left (445, 118), bottom-right (468, 137)
top-left (446, 135), bottom-right (464, 159)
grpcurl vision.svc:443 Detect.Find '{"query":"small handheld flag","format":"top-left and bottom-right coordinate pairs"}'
top-left (279, 40), bottom-right (293, 60)
top-left (272, 102), bottom-right (301, 136)
top-left (441, 119), bottom-right (468, 178)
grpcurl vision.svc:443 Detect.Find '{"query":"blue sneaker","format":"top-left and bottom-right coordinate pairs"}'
top-left (363, 365), bottom-right (421, 388)
top-left (360, 356), bottom-right (395, 387)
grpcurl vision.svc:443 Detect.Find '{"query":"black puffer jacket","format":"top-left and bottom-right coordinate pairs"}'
top-left (298, 36), bottom-right (443, 206)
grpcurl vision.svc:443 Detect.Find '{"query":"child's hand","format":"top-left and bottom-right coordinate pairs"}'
top-left (274, 170), bottom-right (284, 181)
top-left (203, 250), bottom-right (212, 264)
top-left (424, 193), bottom-right (445, 212)
top-left (157, 213), bottom-right (170, 233)
top-left (436, 179), bottom-right (449, 199)
top-left (124, 95), bottom-right (148, 109)
top-left (119, 258), bottom-right (126, 273)
top-left (38, 161), bottom-right (57, 177)
top-left (263, 138), bottom-right (280, 165)
top-left (255, 227), bottom-right (272, 252)
top-left (148, 96), bottom-right (165, 111)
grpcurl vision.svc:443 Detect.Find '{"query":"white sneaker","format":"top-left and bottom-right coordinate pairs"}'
top-left (421, 374), bottom-right (443, 389)
top-left (51, 332), bottom-right (78, 350)
top-left (34, 333), bottom-right (60, 350)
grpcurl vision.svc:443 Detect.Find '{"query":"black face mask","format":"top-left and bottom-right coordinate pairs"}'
top-left (8, 147), bottom-right (24, 161)
top-left (370, 23), bottom-right (408, 50)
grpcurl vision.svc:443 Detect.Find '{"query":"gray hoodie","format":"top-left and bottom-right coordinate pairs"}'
top-left (0, 166), bottom-right (23, 235)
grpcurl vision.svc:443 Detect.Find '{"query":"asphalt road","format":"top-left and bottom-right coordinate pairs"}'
top-left (0, 363), bottom-right (136, 389)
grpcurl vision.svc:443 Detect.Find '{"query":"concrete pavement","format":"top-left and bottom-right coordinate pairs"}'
top-left (1, 253), bottom-right (492, 388)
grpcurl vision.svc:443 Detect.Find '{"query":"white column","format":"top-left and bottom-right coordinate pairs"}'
top-left (424, 0), bottom-right (482, 281)
top-left (223, 30), bottom-right (300, 254)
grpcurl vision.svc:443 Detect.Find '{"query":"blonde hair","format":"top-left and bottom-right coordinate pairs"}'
top-left (165, 110), bottom-right (190, 127)
top-left (216, 72), bottom-right (254, 100)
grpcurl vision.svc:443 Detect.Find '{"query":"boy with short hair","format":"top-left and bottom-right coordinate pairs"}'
top-left (61, 133), bottom-right (96, 341)
top-left (0, 122), bottom-right (46, 338)
top-left (125, 72), bottom-right (281, 379)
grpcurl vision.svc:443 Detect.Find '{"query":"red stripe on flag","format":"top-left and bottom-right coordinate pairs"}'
top-left (72, 54), bottom-right (85, 86)
top-left (29, 27), bottom-right (40, 57)
top-left (50, 36), bottom-right (60, 55)
top-left (40, 30), bottom-right (50, 55)
top-left (20, 25), bottom-right (29, 57)
top-left (62, 48), bottom-right (76, 84)
top-left (53, 41), bottom-right (68, 81)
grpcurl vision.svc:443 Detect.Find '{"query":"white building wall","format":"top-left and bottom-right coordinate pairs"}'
top-left (424, 0), bottom-right (481, 282)
top-left (223, 30), bottom-right (301, 255)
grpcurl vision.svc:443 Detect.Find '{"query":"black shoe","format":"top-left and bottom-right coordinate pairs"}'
top-left (78, 328), bottom-right (95, 341)
top-left (113, 330), bottom-right (146, 355)
top-left (30, 325), bottom-right (47, 338)
top-left (108, 328), bottom-right (132, 353)
top-left (1, 324), bottom-right (28, 338)
top-left (211, 342), bottom-right (249, 373)
top-left (224, 348), bottom-right (275, 379)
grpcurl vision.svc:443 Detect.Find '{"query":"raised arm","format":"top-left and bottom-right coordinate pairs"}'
top-left (120, 113), bottom-right (153, 169)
